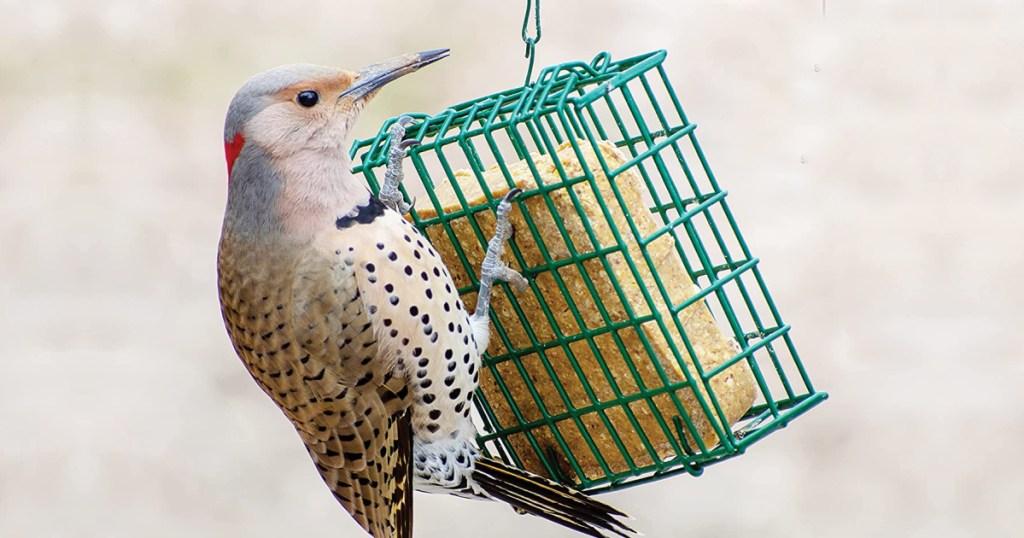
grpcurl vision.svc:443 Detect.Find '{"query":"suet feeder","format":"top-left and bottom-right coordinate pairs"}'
top-left (351, 50), bottom-right (827, 494)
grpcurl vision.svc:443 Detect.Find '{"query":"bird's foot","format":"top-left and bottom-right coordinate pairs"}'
top-left (473, 189), bottom-right (528, 320)
top-left (379, 115), bottom-right (417, 214)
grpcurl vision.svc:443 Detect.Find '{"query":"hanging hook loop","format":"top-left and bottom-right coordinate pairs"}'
top-left (521, 0), bottom-right (542, 85)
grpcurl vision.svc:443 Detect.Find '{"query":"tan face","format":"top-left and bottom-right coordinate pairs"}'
top-left (244, 69), bottom-right (364, 157)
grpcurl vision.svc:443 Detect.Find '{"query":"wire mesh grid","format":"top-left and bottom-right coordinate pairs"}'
top-left (351, 50), bottom-right (827, 493)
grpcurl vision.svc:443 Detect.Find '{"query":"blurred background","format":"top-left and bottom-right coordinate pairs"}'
top-left (1, 0), bottom-right (1021, 536)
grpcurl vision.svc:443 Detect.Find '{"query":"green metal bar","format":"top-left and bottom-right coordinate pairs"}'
top-left (609, 123), bottom-right (695, 176)
top-left (703, 324), bottom-right (791, 380)
top-left (574, 109), bottom-right (728, 453)
top-left (564, 109), bottom-right (714, 455)
top-left (476, 377), bottom-right (711, 441)
top-left (573, 50), bottom-right (668, 107)
top-left (614, 80), bottom-right (770, 446)
top-left (638, 190), bottom-right (727, 248)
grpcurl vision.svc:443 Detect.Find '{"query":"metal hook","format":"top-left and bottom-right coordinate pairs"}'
top-left (521, 0), bottom-right (542, 84)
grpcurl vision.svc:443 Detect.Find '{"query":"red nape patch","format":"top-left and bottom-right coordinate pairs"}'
top-left (224, 132), bottom-right (245, 181)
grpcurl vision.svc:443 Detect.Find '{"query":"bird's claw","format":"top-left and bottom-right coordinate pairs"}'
top-left (380, 190), bottom-right (412, 215)
top-left (473, 188), bottom-right (528, 319)
top-left (380, 115), bottom-right (418, 214)
top-left (491, 188), bottom-right (521, 243)
top-left (488, 261), bottom-right (529, 293)
top-left (486, 189), bottom-right (528, 292)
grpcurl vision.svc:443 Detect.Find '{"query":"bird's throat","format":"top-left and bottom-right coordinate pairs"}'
top-left (224, 146), bottom-right (367, 244)
top-left (273, 150), bottom-right (367, 241)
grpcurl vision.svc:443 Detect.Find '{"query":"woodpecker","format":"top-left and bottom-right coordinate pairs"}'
top-left (217, 50), bottom-right (635, 538)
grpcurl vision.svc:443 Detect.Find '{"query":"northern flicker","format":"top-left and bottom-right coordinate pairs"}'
top-left (217, 50), bottom-right (635, 538)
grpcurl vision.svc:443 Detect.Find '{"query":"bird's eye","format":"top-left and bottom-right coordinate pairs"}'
top-left (296, 90), bottom-right (320, 108)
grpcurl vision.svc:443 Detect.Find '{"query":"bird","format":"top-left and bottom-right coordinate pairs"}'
top-left (216, 49), bottom-right (635, 538)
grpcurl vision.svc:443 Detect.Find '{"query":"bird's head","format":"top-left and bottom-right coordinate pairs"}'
top-left (219, 50), bottom-right (447, 241)
top-left (223, 49), bottom-right (449, 179)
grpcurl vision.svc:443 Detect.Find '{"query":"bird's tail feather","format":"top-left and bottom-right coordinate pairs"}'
top-left (473, 457), bottom-right (636, 538)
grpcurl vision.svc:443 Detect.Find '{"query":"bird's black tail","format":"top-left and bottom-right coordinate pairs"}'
top-left (473, 457), bottom-right (636, 538)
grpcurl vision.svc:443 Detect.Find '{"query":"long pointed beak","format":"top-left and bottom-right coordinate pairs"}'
top-left (339, 49), bottom-right (450, 101)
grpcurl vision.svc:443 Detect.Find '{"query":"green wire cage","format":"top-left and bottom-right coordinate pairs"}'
top-left (351, 50), bottom-right (827, 494)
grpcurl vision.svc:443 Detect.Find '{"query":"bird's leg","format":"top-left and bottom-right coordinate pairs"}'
top-left (379, 115), bottom-right (418, 214)
top-left (473, 189), bottom-right (529, 322)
